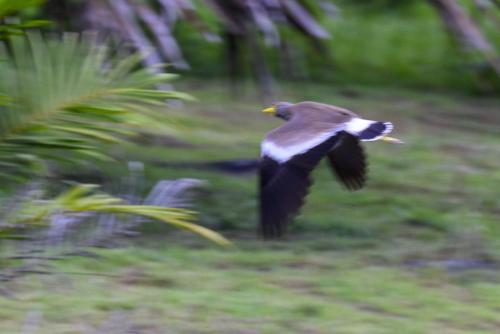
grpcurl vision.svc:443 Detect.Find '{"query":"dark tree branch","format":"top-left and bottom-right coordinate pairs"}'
top-left (428, 0), bottom-right (500, 76)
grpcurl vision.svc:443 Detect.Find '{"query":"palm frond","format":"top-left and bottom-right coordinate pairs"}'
top-left (0, 1), bottom-right (49, 40)
top-left (6, 184), bottom-right (232, 247)
top-left (0, 0), bottom-right (45, 18)
top-left (0, 32), bottom-right (190, 178)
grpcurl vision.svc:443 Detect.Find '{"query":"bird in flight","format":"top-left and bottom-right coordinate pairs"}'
top-left (259, 101), bottom-right (402, 238)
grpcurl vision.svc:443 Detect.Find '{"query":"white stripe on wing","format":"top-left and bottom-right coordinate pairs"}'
top-left (261, 127), bottom-right (343, 163)
top-left (345, 118), bottom-right (375, 134)
top-left (345, 118), bottom-right (393, 141)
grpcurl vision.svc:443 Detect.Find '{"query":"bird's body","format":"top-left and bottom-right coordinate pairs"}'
top-left (259, 101), bottom-right (400, 238)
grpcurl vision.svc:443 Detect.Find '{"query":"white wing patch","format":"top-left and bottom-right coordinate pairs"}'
top-left (345, 118), bottom-right (393, 141)
top-left (362, 122), bottom-right (393, 142)
top-left (261, 127), bottom-right (343, 163)
top-left (345, 118), bottom-right (375, 134)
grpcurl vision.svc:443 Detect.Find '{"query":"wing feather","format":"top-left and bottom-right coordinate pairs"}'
top-left (259, 134), bottom-right (342, 238)
top-left (326, 133), bottom-right (366, 190)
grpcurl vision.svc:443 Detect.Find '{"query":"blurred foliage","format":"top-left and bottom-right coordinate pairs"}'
top-left (0, 0), bottom-right (45, 17)
top-left (0, 19), bottom-right (49, 39)
top-left (0, 33), bottom-right (189, 181)
top-left (6, 0), bottom-right (495, 93)
top-left (0, 0), bottom-right (50, 39)
top-left (3, 184), bottom-right (231, 246)
top-left (3, 0), bottom-right (498, 92)
top-left (178, 1), bottom-right (499, 93)
top-left (0, 32), bottom-right (229, 245)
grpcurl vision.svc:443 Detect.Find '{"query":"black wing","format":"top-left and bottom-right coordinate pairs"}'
top-left (326, 133), bottom-right (366, 190)
top-left (259, 134), bottom-right (342, 238)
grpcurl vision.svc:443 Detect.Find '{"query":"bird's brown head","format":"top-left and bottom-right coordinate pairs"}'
top-left (262, 102), bottom-right (293, 121)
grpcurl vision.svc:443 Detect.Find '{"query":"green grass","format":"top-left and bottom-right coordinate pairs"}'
top-left (2, 82), bottom-right (500, 333)
top-left (2, 244), bottom-right (500, 333)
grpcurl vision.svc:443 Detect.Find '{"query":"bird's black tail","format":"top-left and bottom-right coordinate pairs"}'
top-left (358, 122), bottom-right (393, 141)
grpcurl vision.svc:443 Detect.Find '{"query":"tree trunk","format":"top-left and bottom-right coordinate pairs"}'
top-left (106, 0), bottom-right (163, 69)
top-left (106, 0), bottom-right (176, 98)
top-left (247, 27), bottom-right (274, 99)
top-left (136, 4), bottom-right (189, 70)
top-left (226, 32), bottom-right (243, 96)
top-left (428, 0), bottom-right (500, 76)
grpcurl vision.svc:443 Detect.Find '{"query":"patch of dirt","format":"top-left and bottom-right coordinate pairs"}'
top-left (271, 277), bottom-right (327, 298)
top-left (117, 267), bottom-right (176, 288)
top-left (403, 219), bottom-right (447, 231)
top-left (278, 279), bottom-right (317, 291)
top-left (355, 303), bottom-right (408, 318)
top-left (404, 258), bottom-right (498, 271)
top-left (283, 259), bottom-right (336, 270)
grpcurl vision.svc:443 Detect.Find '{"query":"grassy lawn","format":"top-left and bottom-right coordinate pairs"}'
top-left (2, 243), bottom-right (500, 333)
top-left (1, 82), bottom-right (500, 333)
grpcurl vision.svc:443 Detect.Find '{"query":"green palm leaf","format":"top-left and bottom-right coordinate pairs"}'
top-left (0, 32), bottom-right (188, 177)
top-left (0, 33), bottom-right (231, 246)
top-left (8, 184), bottom-right (232, 247)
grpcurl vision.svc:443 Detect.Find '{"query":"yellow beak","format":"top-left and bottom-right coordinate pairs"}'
top-left (261, 106), bottom-right (276, 114)
top-left (380, 136), bottom-right (404, 144)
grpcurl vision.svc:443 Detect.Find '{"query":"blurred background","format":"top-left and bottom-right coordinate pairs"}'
top-left (0, 0), bottom-right (499, 333)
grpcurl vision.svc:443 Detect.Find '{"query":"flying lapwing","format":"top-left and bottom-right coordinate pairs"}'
top-left (259, 101), bottom-right (402, 238)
